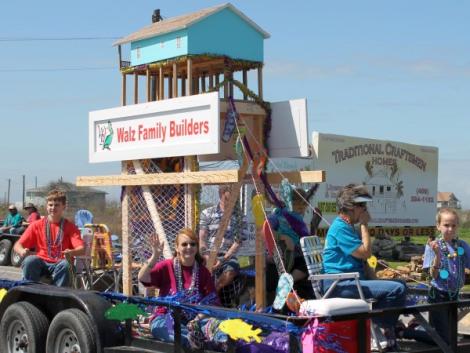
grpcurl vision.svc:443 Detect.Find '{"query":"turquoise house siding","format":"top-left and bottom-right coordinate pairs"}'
top-left (188, 8), bottom-right (264, 62)
top-left (128, 7), bottom-right (264, 66)
top-left (130, 29), bottom-right (188, 66)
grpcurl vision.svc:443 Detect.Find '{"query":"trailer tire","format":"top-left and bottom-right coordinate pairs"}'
top-left (46, 308), bottom-right (96, 353)
top-left (10, 247), bottom-right (23, 267)
top-left (0, 238), bottom-right (12, 266)
top-left (0, 301), bottom-right (49, 353)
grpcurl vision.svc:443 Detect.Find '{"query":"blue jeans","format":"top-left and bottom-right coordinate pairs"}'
top-left (323, 279), bottom-right (407, 329)
top-left (428, 286), bottom-right (458, 345)
top-left (151, 314), bottom-right (189, 345)
top-left (22, 255), bottom-right (71, 287)
top-left (151, 315), bottom-right (227, 348)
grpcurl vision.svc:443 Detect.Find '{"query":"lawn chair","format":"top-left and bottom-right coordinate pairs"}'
top-left (74, 224), bottom-right (120, 292)
top-left (300, 235), bottom-right (386, 352)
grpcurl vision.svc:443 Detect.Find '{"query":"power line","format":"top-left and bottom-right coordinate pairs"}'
top-left (0, 66), bottom-right (116, 72)
top-left (0, 36), bottom-right (120, 42)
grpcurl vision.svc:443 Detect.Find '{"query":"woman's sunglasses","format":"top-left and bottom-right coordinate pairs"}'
top-left (354, 202), bottom-right (367, 208)
top-left (180, 242), bottom-right (197, 248)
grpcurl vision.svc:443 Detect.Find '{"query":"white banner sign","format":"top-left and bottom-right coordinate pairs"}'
top-left (89, 92), bottom-right (220, 163)
top-left (311, 132), bottom-right (439, 227)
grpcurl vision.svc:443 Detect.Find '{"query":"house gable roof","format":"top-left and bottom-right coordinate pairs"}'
top-left (114, 3), bottom-right (270, 46)
top-left (437, 192), bottom-right (459, 202)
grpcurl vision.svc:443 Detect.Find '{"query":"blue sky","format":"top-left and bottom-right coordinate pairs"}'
top-left (1, 1), bottom-right (469, 207)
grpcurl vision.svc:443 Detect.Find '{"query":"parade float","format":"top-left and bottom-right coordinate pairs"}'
top-left (1, 4), bottom-right (470, 353)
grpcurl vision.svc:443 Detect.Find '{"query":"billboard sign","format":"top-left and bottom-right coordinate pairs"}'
top-left (311, 132), bottom-right (438, 228)
top-left (89, 92), bottom-right (220, 163)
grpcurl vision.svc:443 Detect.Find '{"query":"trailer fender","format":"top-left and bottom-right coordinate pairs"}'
top-left (0, 283), bottom-right (123, 352)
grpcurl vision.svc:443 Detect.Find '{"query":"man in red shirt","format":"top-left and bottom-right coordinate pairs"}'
top-left (14, 190), bottom-right (84, 287)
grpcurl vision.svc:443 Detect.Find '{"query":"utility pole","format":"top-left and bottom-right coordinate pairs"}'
top-left (22, 175), bottom-right (26, 208)
top-left (35, 176), bottom-right (38, 188)
top-left (7, 178), bottom-right (11, 205)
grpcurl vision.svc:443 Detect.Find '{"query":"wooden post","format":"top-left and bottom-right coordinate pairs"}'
top-left (121, 162), bottom-right (133, 295)
top-left (209, 75), bottom-right (214, 90)
top-left (168, 76), bottom-right (173, 99)
top-left (224, 70), bottom-right (229, 98)
top-left (255, 222), bottom-right (266, 308)
top-left (184, 156), bottom-right (195, 230)
top-left (121, 73), bottom-right (127, 106)
top-left (187, 58), bottom-right (193, 95)
top-left (229, 72), bottom-right (234, 98)
top-left (242, 70), bottom-right (248, 100)
top-left (134, 72), bottom-right (138, 104)
top-left (146, 69), bottom-right (151, 102)
top-left (172, 62), bottom-right (178, 98)
top-left (159, 66), bottom-right (164, 100)
top-left (194, 75), bottom-right (199, 95)
top-left (153, 74), bottom-right (157, 101)
top-left (201, 73), bottom-right (206, 93)
top-left (257, 66), bottom-right (263, 100)
top-left (181, 77), bottom-right (186, 96)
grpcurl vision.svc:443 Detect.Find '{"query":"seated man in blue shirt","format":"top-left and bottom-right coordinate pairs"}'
top-left (322, 184), bottom-right (407, 349)
top-left (0, 205), bottom-right (24, 234)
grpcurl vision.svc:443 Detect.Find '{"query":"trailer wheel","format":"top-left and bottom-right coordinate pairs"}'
top-left (0, 238), bottom-right (12, 266)
top-left (10, 247), bottom-right (23, 267)
top-left (46, 309), bottom-right (96, 353)
top-left (0, 301), bottom-right (49, 353)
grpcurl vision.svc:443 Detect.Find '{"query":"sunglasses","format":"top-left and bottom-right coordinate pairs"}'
top-left (354, 202), bottom-right (367, 208)
top-left (180, 242), bottom-right (197, 248)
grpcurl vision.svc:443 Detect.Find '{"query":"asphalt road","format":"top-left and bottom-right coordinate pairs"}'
top-left (0, 265), bottom-right (22, 281)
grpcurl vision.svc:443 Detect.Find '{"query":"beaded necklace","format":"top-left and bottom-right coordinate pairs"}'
top-left (45, 218), bottom-right (65, 260)
top-left (173, 257), bottom-right (199, 296)
top-left (435, 238), bottom-right (465, 295)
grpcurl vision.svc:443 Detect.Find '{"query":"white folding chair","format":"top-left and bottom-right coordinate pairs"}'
top-left (300, 236), bottom-right (366, 300)
top-left (300, 236), bottom-right (386, 352)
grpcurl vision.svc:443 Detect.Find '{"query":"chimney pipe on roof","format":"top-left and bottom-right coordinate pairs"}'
top-left (152, 9), bottom-right (162, 23)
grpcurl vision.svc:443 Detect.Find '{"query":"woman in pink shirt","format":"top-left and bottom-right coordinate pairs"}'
top-left (139, 228), bottom-right (225, 348)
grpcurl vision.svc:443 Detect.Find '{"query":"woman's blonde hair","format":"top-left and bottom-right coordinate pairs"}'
top-left (436, 208), bottom-right (460, 225)
top-left (174, 228), bottom-right (203, 264)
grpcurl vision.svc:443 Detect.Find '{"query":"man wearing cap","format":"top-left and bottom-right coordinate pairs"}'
top-left (0, 205), bottom-right (24, 234)
top-left (322, 183), bottom-right (406, 349)
top-left (23, 202), bottom-right (41, 225)
top-left (14, 203), bottom-right (41, 235)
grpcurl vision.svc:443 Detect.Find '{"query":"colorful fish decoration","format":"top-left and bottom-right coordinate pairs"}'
top-left (0, 288), bottom-right (7, 302)
top-left (219, 318), bottom-right (262, 343)
top-left (105, 303), bottom-right (148, 321)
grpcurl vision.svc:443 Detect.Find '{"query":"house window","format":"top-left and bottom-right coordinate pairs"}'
top-left (387, 186), bottom-right (391, 192)
top-left (176, 37), bottom-right (181, 48)
top-left (380, 186), bottom-right (384, 194)
top-left (136, 47), bottom-right (141, 59)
